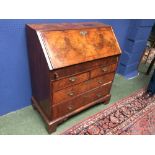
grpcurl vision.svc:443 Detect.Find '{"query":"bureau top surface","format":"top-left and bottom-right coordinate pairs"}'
top-left (27, 22), bottom-right (121, 70)
top-left (27, 22), bottom-right (110, 31)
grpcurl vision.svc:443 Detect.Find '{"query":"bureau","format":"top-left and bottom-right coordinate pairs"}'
top-left (26, 22), bottom-right (121, 133)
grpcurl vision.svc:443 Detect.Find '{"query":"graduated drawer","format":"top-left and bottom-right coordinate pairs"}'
top-left (52, 72), bottom-right (115, 104)
top-left (90, 63), bottom-right (117, 78)
top-left (52, 72), bottom-right (89, 92)
top-left (52, 83), bottom-right (112, 119)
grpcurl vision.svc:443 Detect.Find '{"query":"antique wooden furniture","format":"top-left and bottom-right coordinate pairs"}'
top-left (26, 22), bottom-right (121, 133)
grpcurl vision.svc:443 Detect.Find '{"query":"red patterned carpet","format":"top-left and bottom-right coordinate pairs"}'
top-left (62, 89), bottom-right (155, 135)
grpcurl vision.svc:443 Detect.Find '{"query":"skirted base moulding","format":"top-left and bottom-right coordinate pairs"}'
top-left (32, 94), bottom-right (111, 133)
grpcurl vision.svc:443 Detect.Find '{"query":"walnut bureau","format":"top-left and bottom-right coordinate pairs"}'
top-left (26, 22), bottom-right (121, 133)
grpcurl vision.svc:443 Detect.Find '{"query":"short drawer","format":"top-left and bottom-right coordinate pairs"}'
top-left (90, 63), bottom-right (117, 78)
top-left (52, 83), bottom-right (112, 119)
top-left (52, 72), bottom-right (115, 104)
top-left (52, 72), bottom-right (89, 92)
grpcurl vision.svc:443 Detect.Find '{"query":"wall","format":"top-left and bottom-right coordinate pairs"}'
top-left (117, 19), bottom-right (155, 79)
top-left (0, 19), bottom-right (146, 115)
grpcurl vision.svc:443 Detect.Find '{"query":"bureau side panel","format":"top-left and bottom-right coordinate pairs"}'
top-left (26, 26), bottom-right (52, 119)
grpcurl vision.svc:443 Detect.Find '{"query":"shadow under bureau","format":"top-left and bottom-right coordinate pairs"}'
top-left (26, 22), bottom-right (121, 133)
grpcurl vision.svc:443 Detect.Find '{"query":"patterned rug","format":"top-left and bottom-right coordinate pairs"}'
top-left (62, 88), bottom-right (155, 135)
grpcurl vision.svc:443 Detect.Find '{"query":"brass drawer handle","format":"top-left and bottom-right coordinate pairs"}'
top-left (69, 77), bottom-right (76, 82)
top-left (80, 31), bottom-right (88, 36)
top-left (97, 94), bottom-right (102, 98)
top-left (54, 72), bottom-right (59, 79)
top-left (68, 92), bottom-right (74, 96)
top-left (101, 67), bottom-right (108, 72)
top-left (98, 81), bottom-right (103, 84)
top-left (68, 105), bottom-right (73, 110)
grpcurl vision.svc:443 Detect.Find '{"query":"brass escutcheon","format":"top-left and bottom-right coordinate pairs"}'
top-left (80, 31), bottom-right (88, 36)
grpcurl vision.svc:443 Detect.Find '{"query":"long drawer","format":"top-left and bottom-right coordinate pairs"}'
top-left (50, 56), bottom-right (118, 80)
top-left (52, 72), bottom-right (115, 104)
top-left (52, 82), bottom-right (112, 119)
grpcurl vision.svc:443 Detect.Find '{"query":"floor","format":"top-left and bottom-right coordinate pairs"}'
top-left (0, 72), bottom-right (151, 135)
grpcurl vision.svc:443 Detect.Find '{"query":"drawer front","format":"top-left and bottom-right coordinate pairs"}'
top-left (90, 63), bottom-right (117, 78)
top-left (52, 83), bottom-right (112, 119)
top-left (53, 72), bottom-right (115, 104)
top-left (53, 72), bottom-right (89, 92)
